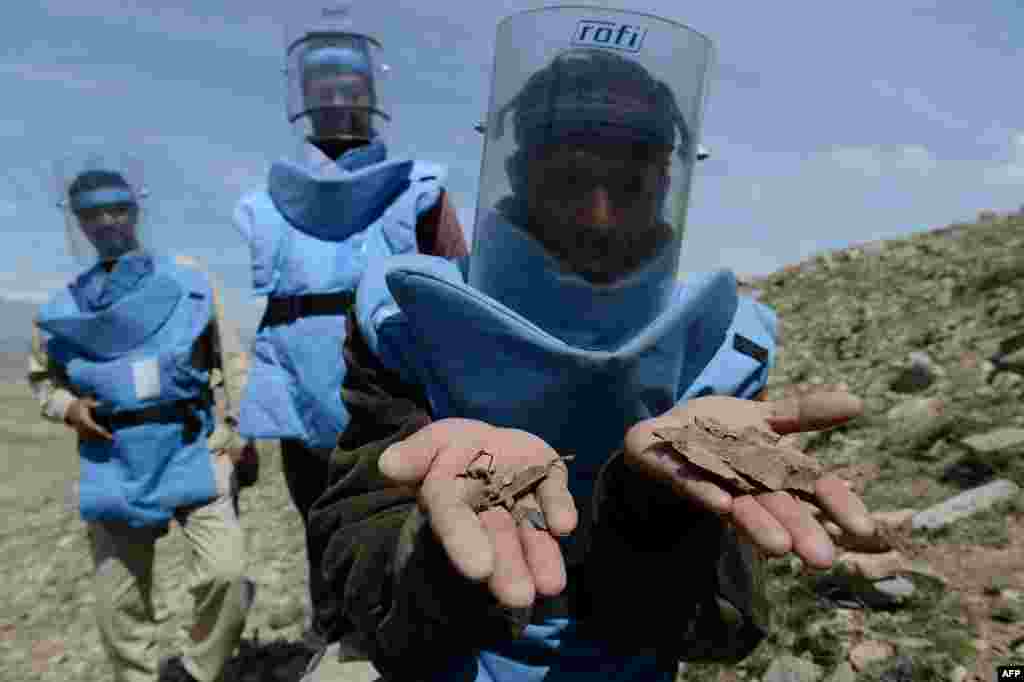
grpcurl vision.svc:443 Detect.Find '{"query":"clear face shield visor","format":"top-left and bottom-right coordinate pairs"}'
top-left (54, 152), bottom-right (152, 266)
top-left (470, 7), bottom-right (714, 290)
top-left (285, 10), bottom-right (391, 158)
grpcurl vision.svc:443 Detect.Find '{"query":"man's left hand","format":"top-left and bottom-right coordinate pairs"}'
top-left (623, 391), bottom-right (875, 569)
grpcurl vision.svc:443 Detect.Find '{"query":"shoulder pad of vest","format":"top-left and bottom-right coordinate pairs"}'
top-left (355, 253), bottom-right (458, 372)
top-left (679, 280), bottom-right (778, 401)
top-left (161, 256), bottom-right (213, 299)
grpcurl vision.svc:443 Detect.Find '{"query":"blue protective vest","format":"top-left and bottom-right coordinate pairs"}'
top-left (354, 222), bottom-right (778, 681)
top-left (235, 141), bottom-right (445, 450)
top-left (36, 253), bottom-right (219, 528)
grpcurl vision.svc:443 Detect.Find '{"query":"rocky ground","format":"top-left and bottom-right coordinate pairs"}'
top-left (0, 214), bottom-right (1021, 681)
top-left (694, 213), bottom-right (1024, 681)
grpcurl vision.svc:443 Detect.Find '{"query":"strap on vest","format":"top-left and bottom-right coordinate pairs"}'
top-left (93, 398), bottom-right (207, 441)
top-left (260, 292), bottom-right (356, 328)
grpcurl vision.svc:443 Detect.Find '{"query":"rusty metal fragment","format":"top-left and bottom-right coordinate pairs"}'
top-left (653, 416), bottom-right (823, 502)
top-left (456, 451), bottom-right (575, 526)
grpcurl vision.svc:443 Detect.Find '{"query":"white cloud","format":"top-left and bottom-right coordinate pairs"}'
top-left (0, 270), bottom-right (72, 305)
top-left (0, 271), bottom-right (66, 287)
top-left (38, 0), bottom-right (282, 58)
top-left (982, 131), bottom-right (1024, 186)
top-left (0, 289), bottom-right (52, 304)
top-left (982, 163), bottom-right (1024, 186)
top-left (827, 143), bottom-right (938, 178)
top-left (829, 146), bottom-right (884, 177)
top-left (0, 62), bottom-right (104, 91)
top-left (871, 79), bottom-right (969, 130)
top-left (892, 144), bottom-right (938, 175)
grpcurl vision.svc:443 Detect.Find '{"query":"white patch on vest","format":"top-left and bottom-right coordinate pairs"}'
top-left (132, 358), bottom-right (161, 401)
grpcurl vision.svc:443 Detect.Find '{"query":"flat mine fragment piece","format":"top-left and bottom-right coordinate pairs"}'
top-left (457, 452), bottom-right (575, 526)
top-left (653, 416), bottom-right (823, 501)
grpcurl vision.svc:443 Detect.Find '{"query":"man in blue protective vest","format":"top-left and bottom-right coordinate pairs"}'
top-left (232, 5), bottom-right (468, 652)
top-left (306, 7), bottom-right (878, 681)
top-left (30, 155), bottom-right (256, 682)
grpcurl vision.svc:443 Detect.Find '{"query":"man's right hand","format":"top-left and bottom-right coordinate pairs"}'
top-left (65, 398), bottom-right (114, 442)
top-left (379, 418), bottom-right (578, 609)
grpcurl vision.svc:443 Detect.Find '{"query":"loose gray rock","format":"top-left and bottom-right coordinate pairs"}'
top-left (960, 428), bottom-right (1024, 455)
top-left (886, 397), bottom-right (944, 424)
top-left (762, 654), bottom-right (823, 682)
top-left (872, 576), bottom-right (916, 602)
top-left (881, 413), bottom-right (957, 458)
top-left (889, 352), bottom-right (942, 393)
top-left (878, 655), bottom-right (914, 682)
top-left (816, 569), bottom-right (913, 610)
top-left (911, 479), bottom-right (1022, 530)
top-left (994, 333), bottom-right (1024, 369)
top-left (992, 372), bottom-right (1024, 391)
top-left (892, 637), bottom-right (933, 650)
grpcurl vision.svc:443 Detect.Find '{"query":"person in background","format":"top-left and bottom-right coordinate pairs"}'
top-left (231, 2), bottom-right (467, 652)
top-left (30, 151), bottom-right (256, 682)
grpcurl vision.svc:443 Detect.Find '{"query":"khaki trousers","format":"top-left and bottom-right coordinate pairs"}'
top-left (87, 454), bottom-right (249, 682)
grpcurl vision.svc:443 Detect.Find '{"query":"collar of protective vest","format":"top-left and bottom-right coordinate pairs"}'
top-left (268, 140), bottom-right (414, 242)
top-left (335, 138), bottom-right (387, 170)
top-left (468, 208), bottom-right (679, 351)
top-left (39, 253), bottom-right (185, 359)
top-left (71, 251), bottom-right (154, 312)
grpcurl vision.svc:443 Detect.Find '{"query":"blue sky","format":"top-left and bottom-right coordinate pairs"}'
top-left (2, 0), bottom-right (1022, 335)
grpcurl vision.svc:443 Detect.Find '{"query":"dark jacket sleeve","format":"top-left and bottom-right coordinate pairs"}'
top-left (307, 313), bottom-right (528, 678)
top-left (582, 452), bottom-right (771, 662)
top-left (308, 312), bottom-right (771, 673)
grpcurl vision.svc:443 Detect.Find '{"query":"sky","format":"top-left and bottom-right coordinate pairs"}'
top-left (2, 0), bottom-right (1022, 335)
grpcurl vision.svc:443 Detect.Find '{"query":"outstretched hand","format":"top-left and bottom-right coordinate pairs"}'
top-left (379, 418), bottom-right (578, 608)
top-left (624, 391), bottom-right (875, 569)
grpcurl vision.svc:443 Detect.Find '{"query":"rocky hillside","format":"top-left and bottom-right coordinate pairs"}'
top-left (689, 214), bottom-right (1024, 681)
top-left (0, 214), bottom-right (1021, 682)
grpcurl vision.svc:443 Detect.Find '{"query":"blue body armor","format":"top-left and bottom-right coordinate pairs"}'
top-left (351, 218), bottom-right (778, 680)
top-left (234, 141), bottom-right (445, 449)
top-left (36, 253), bottom-right (219, 528)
